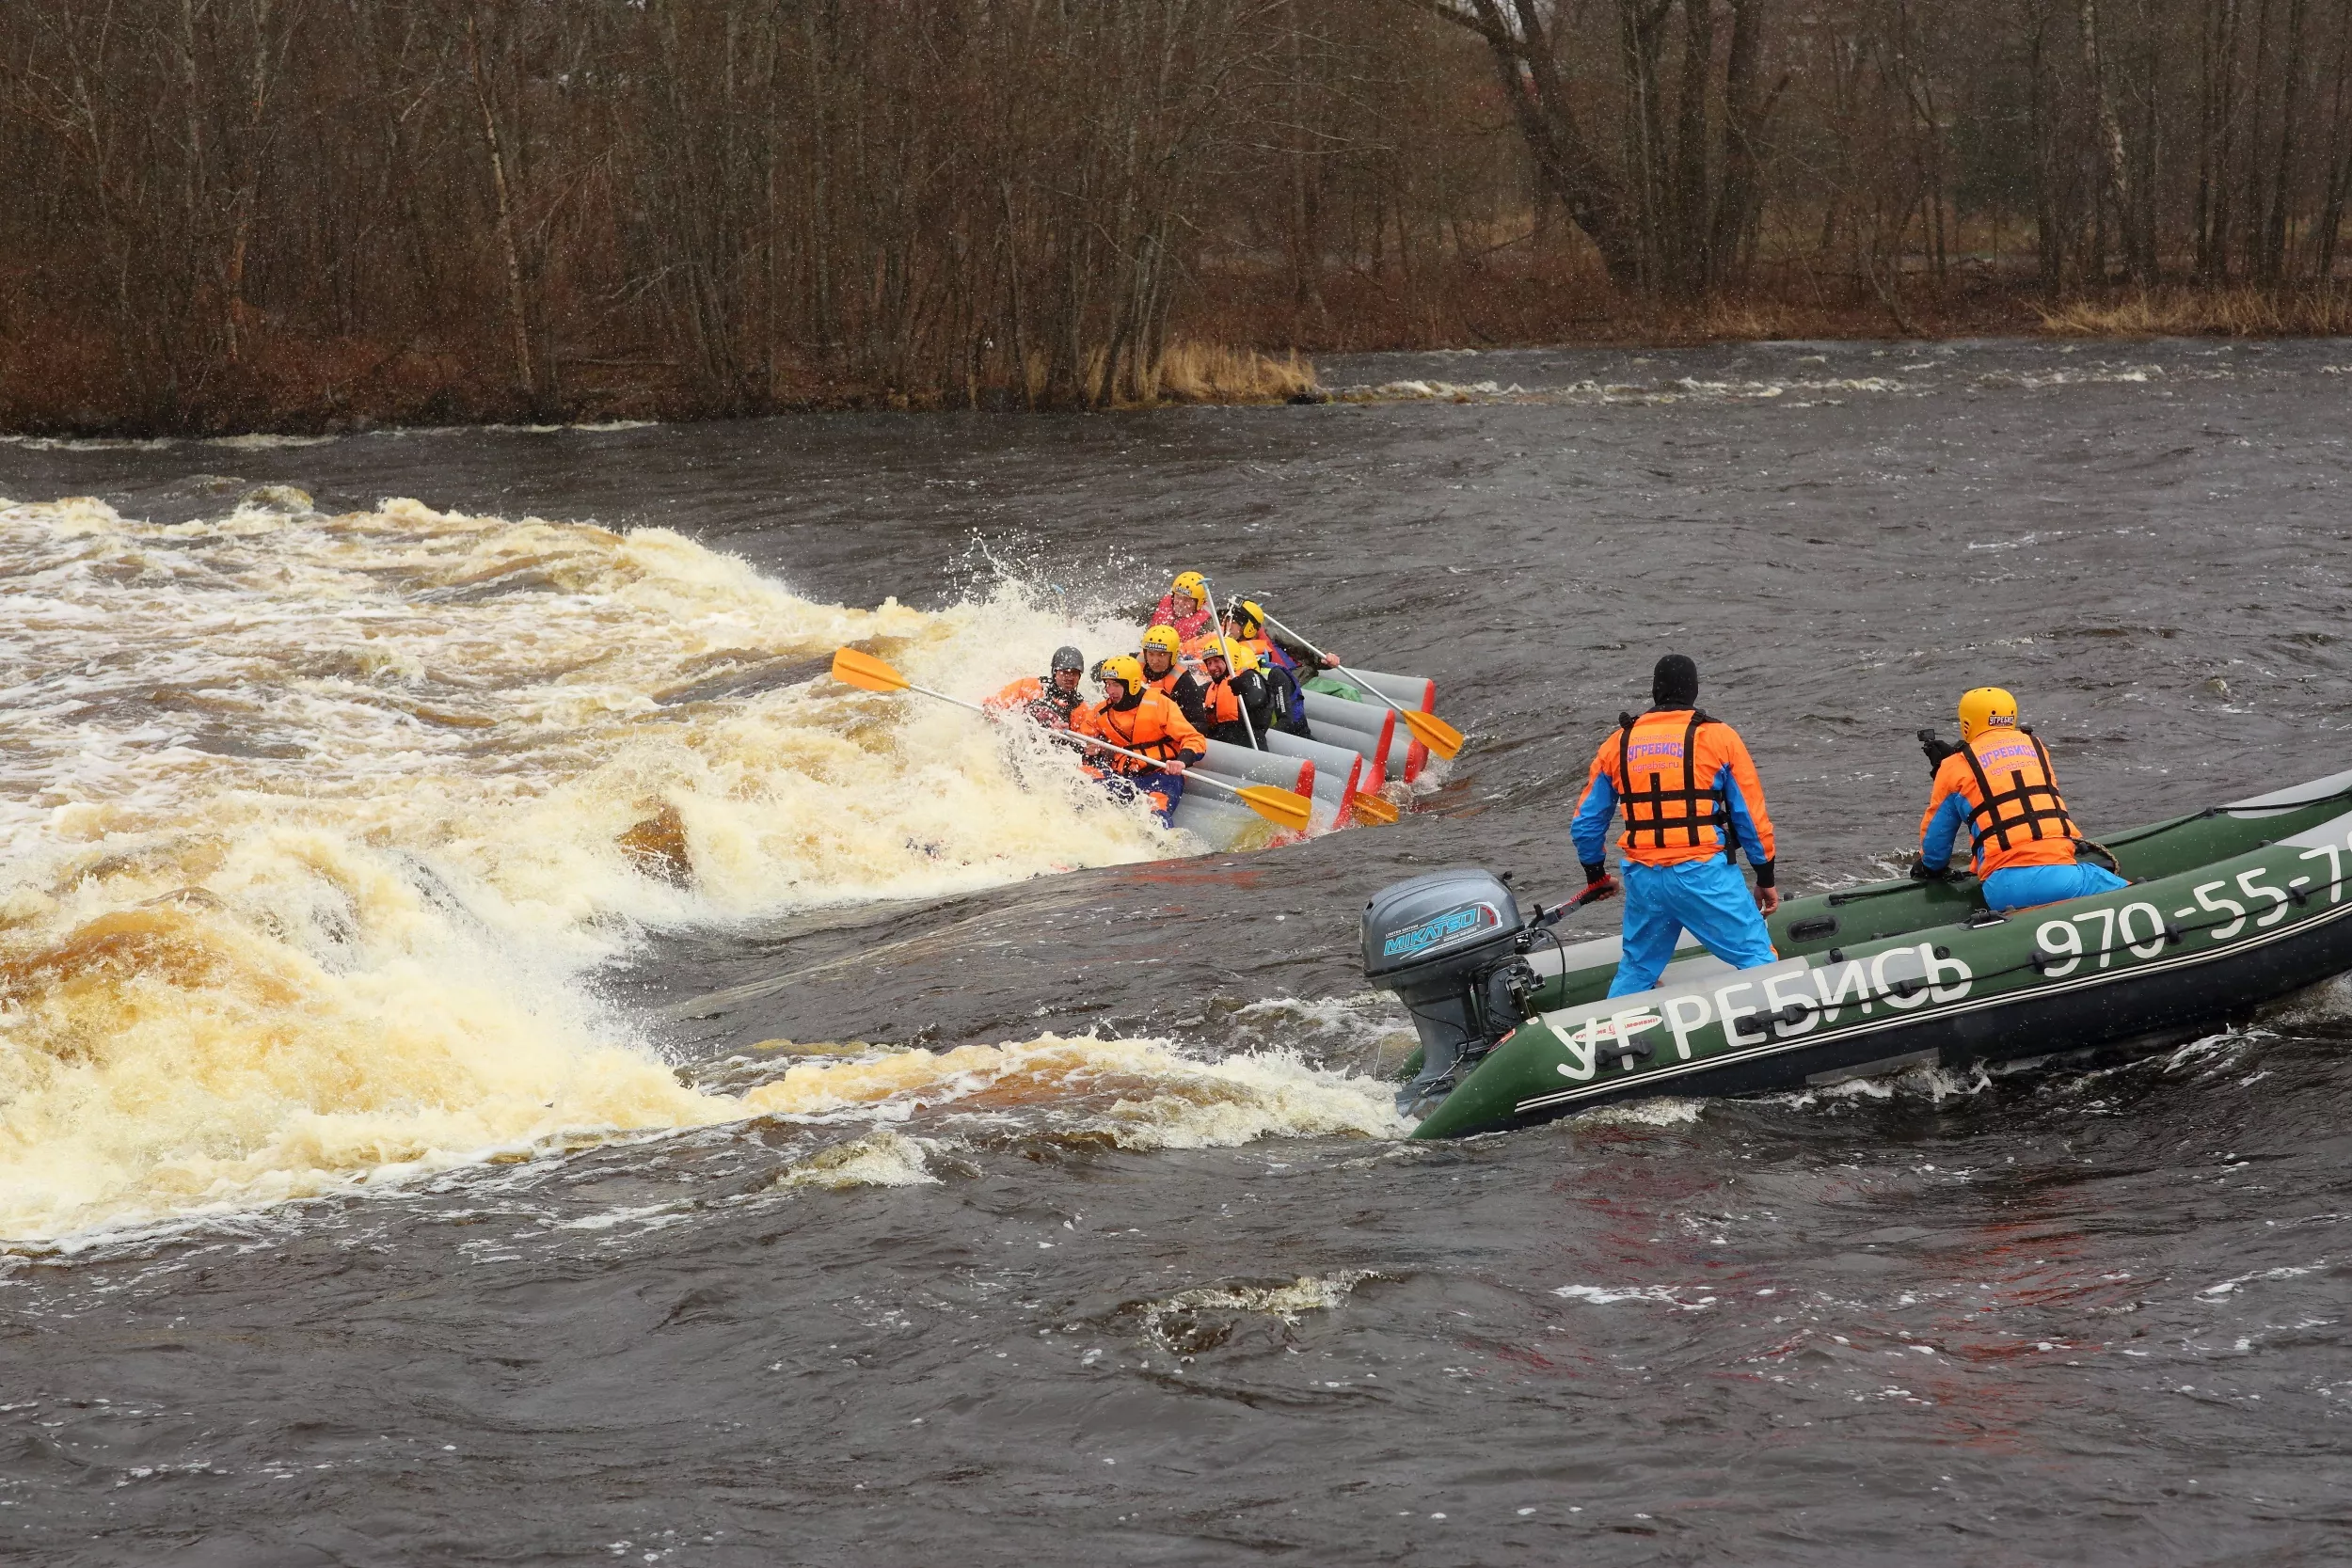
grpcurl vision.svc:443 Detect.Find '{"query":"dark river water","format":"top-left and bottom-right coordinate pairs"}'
top-left (4, 338), bottom-right (2350, 1565)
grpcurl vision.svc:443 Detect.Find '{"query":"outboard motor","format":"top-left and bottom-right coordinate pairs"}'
top-left (1362, 868), bottom-right (1543, 1117)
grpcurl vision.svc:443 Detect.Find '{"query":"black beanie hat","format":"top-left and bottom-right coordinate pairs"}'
top-left (1652, 653), bottom-right (1699, 708)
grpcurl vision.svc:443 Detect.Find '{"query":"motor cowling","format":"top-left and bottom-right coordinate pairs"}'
top-left (1362, 869), bottom-right (1535, 1114)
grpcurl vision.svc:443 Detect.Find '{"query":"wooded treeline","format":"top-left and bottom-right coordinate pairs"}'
top-left (3, 0), bottom-right (2349, 429)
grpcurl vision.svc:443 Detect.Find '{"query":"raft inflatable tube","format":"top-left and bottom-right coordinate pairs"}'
top-left (1341, 667), bottom-right (1436, 780)
top-left (1366, 768), bottom-right (2352, 1138)
top-left (1168, 743), bottom-right (1313, 846)
top-left (1261, 730), bottom-right (1366, 819)
top-left (1168, 779), bottom-right (1279, 847)
top-left (1300, 691), bottom-right (1396, 780)
top-left (1200, 737), bottom-right (1313, 795)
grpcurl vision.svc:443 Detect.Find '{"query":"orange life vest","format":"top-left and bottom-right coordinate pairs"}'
top-left (1611, 709), bottom-right (1732, 853)
top-left (1948, 729), bottom-right (2082, 874)
top-left (1077, 689), bottom-right (1205, 772)
top-left (985, 674), bottom-right (1078, 730)
top-left (1149, 595), bottom-right (1214, 642)
top-left (1197, 674), bottom-right (1240, 728)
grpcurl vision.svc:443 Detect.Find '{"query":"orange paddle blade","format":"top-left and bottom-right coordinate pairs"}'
top-left (830, 646), bottom-right (910, 694)
top-left (1346, 791), bottom-right (1400, 826)
top-left (1396, 705), bottom-right (1464, 760)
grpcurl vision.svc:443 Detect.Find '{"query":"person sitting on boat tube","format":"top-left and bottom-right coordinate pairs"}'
top-left (984, 644), bottom-right (1087, 730)
top-left (1148, 572), bottom-right (1216, 642)
top-left (1571, 654), bottom-right (1781, 998)
top-left (1913, 687), bottom-right (2127, 911)
top-left (1138, 625), bottom-right (1189, 699)
top-left (1221, 601), bottom-right (1317, 736)
top-left (1074, 654), bottom-right (1207, 827)
top-left (1179, 635), bottom-right (1248, 739)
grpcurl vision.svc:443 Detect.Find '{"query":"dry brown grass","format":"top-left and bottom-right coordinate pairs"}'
top-left (2035, 285), bottom-right (2352, 338)
top-left (17, 266), bottom-right (2352, 437)
top-left (1149, 341), bottom-right (1319, 404)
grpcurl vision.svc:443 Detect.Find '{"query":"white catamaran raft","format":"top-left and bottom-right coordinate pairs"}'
top-left (829, 646), bottom-right (1449, 848)
top-left (1168, 667), bottom-right (1443, 847)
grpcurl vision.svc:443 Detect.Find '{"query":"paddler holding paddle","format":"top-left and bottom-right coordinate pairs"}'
top-left (1572, 654), bottom-right (1782, 998)
top-left (984, 644), bottom-right (1088, 730)
top-left (1138, 626), bottom-right (1188, 698)
top-left (828, 646), bottom-right (1311, 834)
top-left (1221, 600), bottom-right (1314, 736)
top-left (1073, 654), bottom-right (1208, 827)
top-left (1149, 572), bottom-right (1216, 642)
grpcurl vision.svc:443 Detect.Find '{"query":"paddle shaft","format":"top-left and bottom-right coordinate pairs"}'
top-left (1252, 609), bottom-right (1420, 726)
top-left (899, 678), bottom-right (1249, 802)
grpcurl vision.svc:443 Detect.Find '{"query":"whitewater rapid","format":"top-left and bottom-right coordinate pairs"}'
top-left (0, 492), bottom-right (1397, 1242)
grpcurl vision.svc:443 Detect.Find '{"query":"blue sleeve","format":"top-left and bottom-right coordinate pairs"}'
top-left (1571, 771), bottom-right (1617, 867)
top-left (1715, 762), bottom-right (1770, 866)
top-left (1920, 791), bottom-right (1971, 871)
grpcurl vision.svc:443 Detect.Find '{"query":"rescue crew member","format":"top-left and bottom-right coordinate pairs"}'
top-left (984, 645), bottom-right (1087, 730)
top-left (1571, 653), bottom-right (1781, 998)
top-left (1138, 625), bottom-right (1187, 699)
top-left (1148, 572), bottom-right (1216, 642)
top-left (1074, 654), bottom-right (1207, 827)
top-left (1915, 687), bottom-right (2126, 911)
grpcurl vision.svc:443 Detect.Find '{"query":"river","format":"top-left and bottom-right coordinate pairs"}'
top-left (3, 337), bottom-right (2348, 1564)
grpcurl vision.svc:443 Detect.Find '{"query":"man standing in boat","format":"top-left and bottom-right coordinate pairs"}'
top-left (1572, 654), bottom-right (1781, 997)
top-left (1914, 687), bottom-right (2127, 911)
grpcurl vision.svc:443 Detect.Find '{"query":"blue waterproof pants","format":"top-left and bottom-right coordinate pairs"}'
top-left (1608, 857), bottom-right (1780, 997)
top-left (1101, 768), bottom-right (1185, 827)
top-left (1981, 862), bottom-right (2128, 912)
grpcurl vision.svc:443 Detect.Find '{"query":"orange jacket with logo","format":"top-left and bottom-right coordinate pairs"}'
top-left (1919, 729), bottom-right (2083, 875)
top-left (1572, 708), bottom-right (1776, 869)
top-left (1073, 689), bottom-right (1207, 773)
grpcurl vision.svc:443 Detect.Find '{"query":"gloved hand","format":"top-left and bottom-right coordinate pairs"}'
top-left (1910, 860), bottom-right (1954, 882)
top-left (1570, 863), bottom-right (1620, 909)
top-left (1918, 729), bottom-right (1958, 773)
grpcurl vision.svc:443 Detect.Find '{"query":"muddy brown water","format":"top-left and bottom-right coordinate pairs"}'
top-left (4, 338), bottom-right (2351, 1565)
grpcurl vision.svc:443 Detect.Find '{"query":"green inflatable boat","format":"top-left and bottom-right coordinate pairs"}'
top-left (1364, 768), bottom-right (2352, 1138)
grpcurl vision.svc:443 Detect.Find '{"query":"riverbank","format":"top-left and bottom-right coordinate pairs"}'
top-left (4, 277), bottom-right (2346, 439)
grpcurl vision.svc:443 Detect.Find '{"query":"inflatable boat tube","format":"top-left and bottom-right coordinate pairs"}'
top-left (1395, 767), bottom-right (2352, 1137)
top-left (1169, 784), bottom-right (1279, 849)
top-left (1340, 669), bottom-right (1435, 713)
top-left (1304, 668), bottom-right (1436, 782)
top-left (1302, 689), bottom-right (1398, 739)
top-left (1300, 693), bottom-right (1394, 778)
top-left (1263, 730), bottom-right (1363, 813)
top-left (1200, 737), bottom-right (1313, 796)
top-left (1318, 714), bottom-right (1394, 783)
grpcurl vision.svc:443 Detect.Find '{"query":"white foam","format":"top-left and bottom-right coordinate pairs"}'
top-left (1553, 1283), bottom-right (1717, 1309)
top-left (0, 495), bottom-right (1262, 1241)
